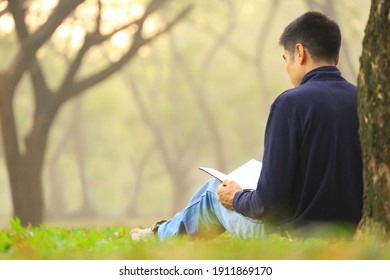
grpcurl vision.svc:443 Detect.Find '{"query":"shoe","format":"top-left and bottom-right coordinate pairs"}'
top-left (130, 227), bottom-right (155, 240)
top-left (130, 220), bottom-right (166, 240)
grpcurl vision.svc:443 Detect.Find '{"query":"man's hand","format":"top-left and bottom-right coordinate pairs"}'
top-left (217, 179), bottom-right (243, 210)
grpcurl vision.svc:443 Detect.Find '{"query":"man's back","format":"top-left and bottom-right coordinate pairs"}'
top-left (233, 66), bottom-right (363, 230)
top-left (274, 66), bottom-right (363, 225)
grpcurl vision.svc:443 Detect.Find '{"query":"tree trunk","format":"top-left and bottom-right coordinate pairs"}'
top-left (356, 0), bottom-right (390, 237)
top-left (9, 120), bottom-right (54, 226)
top-left (11, 156), bottom-right (44, 226)
top-left (0, 73), bottom-right (56, 226)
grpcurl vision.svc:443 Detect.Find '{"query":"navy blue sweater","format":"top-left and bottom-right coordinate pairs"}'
top-left (233, 66), bottom-right (363, 229)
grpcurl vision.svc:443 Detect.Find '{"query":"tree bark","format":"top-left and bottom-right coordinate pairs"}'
top-left (356, 0), bottom-right (390, 237)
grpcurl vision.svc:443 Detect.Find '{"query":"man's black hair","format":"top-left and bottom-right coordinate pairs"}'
top-left (279, 11), bottom-right (341, 62)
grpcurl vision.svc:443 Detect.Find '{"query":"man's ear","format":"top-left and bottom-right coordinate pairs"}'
top-left (295, 43), bottom-right (306, 64)
top-left (335, 55), bottom-right (340, 66)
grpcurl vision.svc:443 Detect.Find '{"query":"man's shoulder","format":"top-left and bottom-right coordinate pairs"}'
top-left (274, 78), bottom-right (357, 106)
top-left (273, 87), bottom-right (306, 107)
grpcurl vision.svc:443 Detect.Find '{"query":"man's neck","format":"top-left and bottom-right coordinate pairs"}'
top-left (303, 60), bottom-right (336, 76)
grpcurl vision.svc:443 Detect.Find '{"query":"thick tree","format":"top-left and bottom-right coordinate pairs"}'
top-left (0, 0), bottom-right (191, 226)
top-left (357, 0), bottom-right (390, 236)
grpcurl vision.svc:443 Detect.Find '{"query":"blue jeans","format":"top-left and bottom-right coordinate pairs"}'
top-left (157, 178), bottom-right (265, 240)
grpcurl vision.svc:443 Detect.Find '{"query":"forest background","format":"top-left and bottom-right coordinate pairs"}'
top-left (0, 0), bottom-right (370, 228)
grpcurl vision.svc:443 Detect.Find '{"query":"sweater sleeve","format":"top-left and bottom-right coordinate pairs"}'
top-left (233, 97), bottom-right (298, 219)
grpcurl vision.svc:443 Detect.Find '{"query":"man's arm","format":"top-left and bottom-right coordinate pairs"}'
top-left (217, 179), bottom-right (243, 210)
top-left (232, 96), bottom-right (298, 219)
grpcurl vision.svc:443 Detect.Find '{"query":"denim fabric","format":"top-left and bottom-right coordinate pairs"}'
top-left (157, 178), bottom-right (265, 240)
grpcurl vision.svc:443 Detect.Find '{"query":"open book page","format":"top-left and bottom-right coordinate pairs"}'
top-left (199, 159), bottom-right (262, 189)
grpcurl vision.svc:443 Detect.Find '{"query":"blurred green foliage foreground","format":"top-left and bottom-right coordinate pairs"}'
top-left (0, 218), bottom-right (389, 260)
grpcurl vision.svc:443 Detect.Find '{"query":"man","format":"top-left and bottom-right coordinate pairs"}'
top-left (131, 11), bottom-right (363, 240)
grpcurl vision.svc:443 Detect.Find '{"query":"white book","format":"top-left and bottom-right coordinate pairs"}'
top-left (199, 159), bottom-right (262, 190)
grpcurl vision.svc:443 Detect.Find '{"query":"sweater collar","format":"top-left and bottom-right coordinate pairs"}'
top-left (300, 66), bottom-right (342, 85)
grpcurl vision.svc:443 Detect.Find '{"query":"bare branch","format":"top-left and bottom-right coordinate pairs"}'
top-left (144, 0), bottom-right (170, 15)
top-left (56, 17), bottom-right (142, 96)
top-left (56, 0), bottom-right (180, 104)
top-left (188, 17), bottom-right (252, 63)
top-left (96, 0), bottom-right (102, 34)
top-left (62, 3), bottom-right (193, 103)
top-left (101, 0), bottom-right (171, 41)
top-left (8, 0), bottom-right (53, 117)
top-left (0, 1), bottom-right (9, 17)
top-left (7, 0), bottom-right (85, 92)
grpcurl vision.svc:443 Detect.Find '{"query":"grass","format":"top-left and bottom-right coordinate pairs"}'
top-left (0, 218), bottom-right (390, 260)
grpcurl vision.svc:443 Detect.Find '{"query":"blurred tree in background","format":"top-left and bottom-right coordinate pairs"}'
top-left (0, 0), bottom-right (370, 227)
top-left (0, 0), bottom-right (191, 226)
